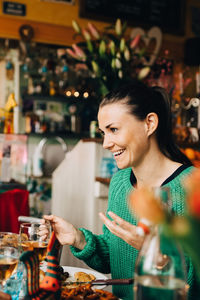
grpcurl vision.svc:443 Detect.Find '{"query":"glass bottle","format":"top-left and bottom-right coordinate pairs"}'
top-left (134, 225), bottom-right (188, 300)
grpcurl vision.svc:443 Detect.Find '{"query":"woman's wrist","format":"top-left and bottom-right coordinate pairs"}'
top-left (73, 229), bottom-right (86, 250)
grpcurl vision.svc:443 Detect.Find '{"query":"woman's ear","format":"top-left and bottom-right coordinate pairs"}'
top-left (145, 113), bottom-right (158, 136)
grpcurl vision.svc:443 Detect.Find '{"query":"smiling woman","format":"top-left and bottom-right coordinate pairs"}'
top-left (40, 80), bottom-right (196, 300)
top-left (98, 80), bottom-right (191, 177)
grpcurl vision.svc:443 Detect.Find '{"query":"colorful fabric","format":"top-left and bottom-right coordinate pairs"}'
top-left (40, 233), bottom-right (61, 292)
top-left (70, 166), bottom-right (197, 300)
top-left (20, 232), bottom-right (61, 299)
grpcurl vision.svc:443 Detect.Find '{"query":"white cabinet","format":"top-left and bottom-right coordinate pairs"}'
top-left (51, 139), bottom-right (110, 267)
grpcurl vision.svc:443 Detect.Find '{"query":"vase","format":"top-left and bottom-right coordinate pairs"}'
top-left (134, 225), bottom-right (188, 300)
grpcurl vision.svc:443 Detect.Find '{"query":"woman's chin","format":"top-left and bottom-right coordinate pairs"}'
top-left (116, 161), bottom-right (128, 170)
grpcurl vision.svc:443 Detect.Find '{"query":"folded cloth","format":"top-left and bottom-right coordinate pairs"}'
top-left (0, 189), bottom-right (29, 233)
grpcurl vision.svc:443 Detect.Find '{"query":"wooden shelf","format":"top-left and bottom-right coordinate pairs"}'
top-left (82, 138), bottom-right (103, 143)
top-left (95, 177), bottom-right (111, 185)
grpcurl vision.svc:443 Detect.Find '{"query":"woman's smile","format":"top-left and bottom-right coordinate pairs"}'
top-left (113, 149), bottom-right (125, 157)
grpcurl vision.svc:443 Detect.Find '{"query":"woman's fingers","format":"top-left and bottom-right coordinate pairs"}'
top-left (39, 223), bottom-right (50, 240)
top-left (108, 211), bottom-right (136, 231)
top-left (99, 211), bottom-right (144, 249)
top-left (40, 219), bottom-right (46, 225)
top-left (43, 214), bottom-right (55, 222)
top-left (99, 212), bottom-right (127, 235)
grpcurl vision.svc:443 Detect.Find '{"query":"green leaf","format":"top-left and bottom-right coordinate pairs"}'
top-left (87, 41), bottom-right (93, 52)
top-left (121, 21), bottom-right (127, 35)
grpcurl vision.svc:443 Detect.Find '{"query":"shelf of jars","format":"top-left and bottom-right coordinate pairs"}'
top-left (172, 95), bottom-right (200, 167)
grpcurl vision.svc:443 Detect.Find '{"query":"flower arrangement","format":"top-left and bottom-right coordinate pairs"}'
top-left (129, 168), bottom-right (200, 279)
top-left (66, 19), bottom-right (151, 99)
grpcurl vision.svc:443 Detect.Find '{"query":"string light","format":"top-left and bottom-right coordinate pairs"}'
top-left (74, 91), bottom-right (79, 97)
top-left (66, 90), bottom-right (72, 97)
top-left (83, 92), bottom-right (89, 98)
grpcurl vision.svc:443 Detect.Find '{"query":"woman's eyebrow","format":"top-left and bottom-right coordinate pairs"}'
top-left (98, 123), bottom-right (114, 132)
top-left (106, 123), bottom-right (114, 129)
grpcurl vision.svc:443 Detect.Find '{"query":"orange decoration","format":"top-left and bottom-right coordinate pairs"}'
top-left (184, 148), bottom-right (196, 161)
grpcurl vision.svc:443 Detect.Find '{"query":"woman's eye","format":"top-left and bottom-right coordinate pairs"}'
top-left (98, 129), bottom-right (104, 136)
top-left (110, 128), bottom-right (117, 133)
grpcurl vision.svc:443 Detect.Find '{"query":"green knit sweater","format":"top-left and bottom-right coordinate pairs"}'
top-left (71, 166), bottom-right (197, 300)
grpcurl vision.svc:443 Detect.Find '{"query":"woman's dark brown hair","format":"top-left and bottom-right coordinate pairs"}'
top-left (100, 80), bottom-right (192, 166)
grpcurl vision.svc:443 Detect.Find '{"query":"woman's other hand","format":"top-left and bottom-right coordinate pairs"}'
top-left (40, 215), bottom-right (86, 250)
top-left (99, 211), bottom-right (144, 250)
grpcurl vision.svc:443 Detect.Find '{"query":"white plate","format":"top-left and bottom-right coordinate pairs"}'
top-left (62, 266), bottom-right (108, 289)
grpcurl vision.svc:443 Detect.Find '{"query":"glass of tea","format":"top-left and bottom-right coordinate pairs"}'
top-left (19, 222), bottom-right (51, 263)
top-left (0, 246), bottom-right (19, 290)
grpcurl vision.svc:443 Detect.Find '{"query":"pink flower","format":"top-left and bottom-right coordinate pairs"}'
top-left (72, 44), bottom-right (86, 61)
top-left (130, 34), bottom-right (141, 49)
top-left (82, 29), bottom-right (91, 41)
top-left (66, 48), bottom-right (79, 60)
top-left (87, 22), bottom-right (100, 39)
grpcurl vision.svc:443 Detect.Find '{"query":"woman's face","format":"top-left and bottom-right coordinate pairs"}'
top-left (98, 103), bottom-right (150, 169)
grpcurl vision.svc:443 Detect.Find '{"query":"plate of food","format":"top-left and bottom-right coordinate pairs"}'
top-left (60, 266), bottom-right (108, 289)
top-left (61, 283), bottom-right (119, 299)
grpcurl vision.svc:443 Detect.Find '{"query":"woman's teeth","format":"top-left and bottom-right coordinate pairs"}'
top-left (113, 149), bottom-right (125, 157)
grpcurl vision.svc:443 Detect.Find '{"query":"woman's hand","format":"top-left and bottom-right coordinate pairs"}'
top-left (40, 215), bottom-right (86, 250)
top-left (99, 211), bottom-right (144, 250)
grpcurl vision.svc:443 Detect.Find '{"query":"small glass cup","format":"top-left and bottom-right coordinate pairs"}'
top-left (0, 232), bottom-right (19, 248)
top-left (0, 246), bottom-right (19, 290)
top-left (3, 261), bottom-right (24, 300)
top-left (19, 222), bottom-right (51, 263)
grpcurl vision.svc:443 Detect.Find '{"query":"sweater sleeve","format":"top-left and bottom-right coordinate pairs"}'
top-left (70, 225), bottom-right (111, 274)
top-left (69, 171), bottom-right (126, 274)
top-left (70, 169), bottom-right (131, 275)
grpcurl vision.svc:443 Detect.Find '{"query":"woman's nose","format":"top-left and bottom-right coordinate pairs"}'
top-left (103, 135), bottom-right (113, 149)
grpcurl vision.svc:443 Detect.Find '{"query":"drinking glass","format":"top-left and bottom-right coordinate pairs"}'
top-left (19, 222), bottom-right (51, 263)
top-left (134, 225), bottom-right (188, 300)
top-left (3, 261), bottom-right (24, 300)
top-left (0, 246), bottom-right (19, 291)
top-left (134, 186), bottom-right (188, 300)
top-left (0, 232), bottom-right (19, 248)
